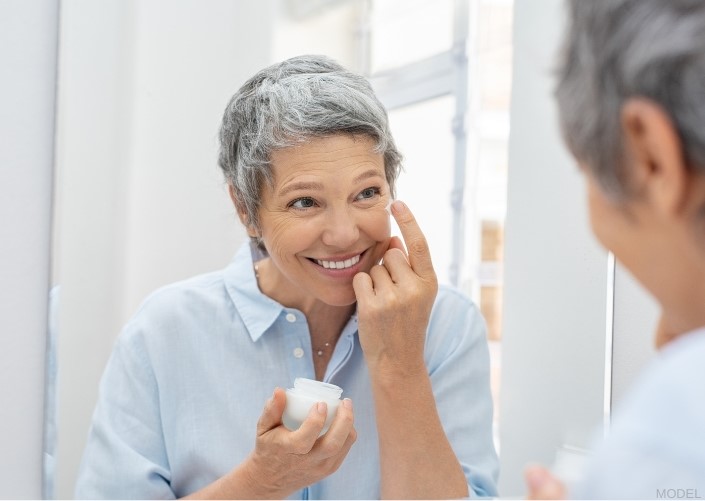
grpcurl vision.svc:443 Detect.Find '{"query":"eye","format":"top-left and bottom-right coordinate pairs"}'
top-left (356, 187), bottom-right (381, 201)
top-left (289, 197), bottom-right (317, 210)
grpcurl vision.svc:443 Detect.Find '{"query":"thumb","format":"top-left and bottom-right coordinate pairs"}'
top-left (257, 387), bottom-right (286, 435)
top-left (525, 464), bottom-right (566, 500)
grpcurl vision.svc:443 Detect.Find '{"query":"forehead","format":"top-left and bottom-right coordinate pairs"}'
top-left (269, 135), bottom-right (384, 183)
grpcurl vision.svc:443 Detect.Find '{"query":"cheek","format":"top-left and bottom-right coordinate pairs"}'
top-left (586, 181), bottom-right (626, 253)
top-left (363, 209), bottom-right (392, 241)
top-left (259, 214), bottom-right (309, 257)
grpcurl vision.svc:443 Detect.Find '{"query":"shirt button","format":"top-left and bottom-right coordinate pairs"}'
top-left (285, 313), bottom-right (296, 323)
top-left (293, 347), bottom-right (304, 358)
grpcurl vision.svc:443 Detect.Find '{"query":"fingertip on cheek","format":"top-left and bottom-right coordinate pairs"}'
top-left (390, 199), bottom-right (406, 215)
top-left (385, 199), bottom-right (395, 215)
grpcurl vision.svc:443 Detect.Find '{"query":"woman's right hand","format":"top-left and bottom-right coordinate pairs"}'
top-left (241, 388), bottom-right (357, 499)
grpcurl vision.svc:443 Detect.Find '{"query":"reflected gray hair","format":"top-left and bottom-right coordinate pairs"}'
top-left (218, 55), bottom-right (402, 230)
top-left (555, 0), bottom-right (705, 200)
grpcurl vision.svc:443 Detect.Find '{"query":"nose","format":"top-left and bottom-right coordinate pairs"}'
top-left (321, 206), bottom-right (359, 249)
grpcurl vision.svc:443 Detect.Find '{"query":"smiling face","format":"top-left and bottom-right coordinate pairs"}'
top-left (250, 134), bottom-right (392, 310)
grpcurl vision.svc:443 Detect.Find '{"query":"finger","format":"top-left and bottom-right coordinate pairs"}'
top-left (390, 200), bottom-right (435, 279)
top-left (313, 398), bottom-right (355, 459)
top-left (368, 263), bottom-right (394, 290)
top-left (381, 247), bottom-right (413, 284)
top-left (385, 236), bottom-right (408, 261)
top-left (525, 464), bottom-right (566, 500)
top-left (352, 272), bottom-right (374, 301)
top-left (326, 426), bottom-right (358, 474)
top-left (288, 402), bottom-right (327, 454)
top-left (257, 388), bottom-right (286, 435)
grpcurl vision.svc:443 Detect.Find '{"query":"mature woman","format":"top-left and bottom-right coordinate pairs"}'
top-left (75, 55), bottom-right (498, 499)
top-left (526, 0), bottom-right (705, 498)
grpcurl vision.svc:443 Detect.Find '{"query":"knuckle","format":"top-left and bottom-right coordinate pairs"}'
top-left (319, 438), bottom-right (343, 456)
top-left (408, 237), bottom-right (428, 257)
top-left (289, 435), bottom-right (315, 455)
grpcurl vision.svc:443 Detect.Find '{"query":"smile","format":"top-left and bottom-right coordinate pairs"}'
top-left (314, 254), bottom-right (361, 270)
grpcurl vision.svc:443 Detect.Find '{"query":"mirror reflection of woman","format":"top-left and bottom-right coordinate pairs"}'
top-left (75, 55), bottom-right (498, 499)
top-left (526, 1), bottom-right (705, 498)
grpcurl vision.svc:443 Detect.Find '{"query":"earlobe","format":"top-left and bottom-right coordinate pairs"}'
top-left (621, 98), bottom-right (687, 215)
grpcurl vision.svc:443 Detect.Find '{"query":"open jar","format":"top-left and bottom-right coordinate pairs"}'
top-left (282, 378), bottom-right (343, 436)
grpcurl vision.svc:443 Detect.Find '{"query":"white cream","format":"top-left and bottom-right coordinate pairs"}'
top-left (282, 378), bottom-right (343, 436)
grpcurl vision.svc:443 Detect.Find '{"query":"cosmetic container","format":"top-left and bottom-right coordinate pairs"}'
top-left (282, 378), bottom-right (343, 436)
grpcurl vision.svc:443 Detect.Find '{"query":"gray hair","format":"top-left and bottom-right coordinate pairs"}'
top-left (555, 0), bottom-right (705, 200)
top-left (218, 55), bottom-right (402, 231)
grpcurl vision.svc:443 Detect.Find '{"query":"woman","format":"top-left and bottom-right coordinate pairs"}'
top-left (75, 55), bottom-right (498, 499)
top-left (526, 1), bottom-right (705, 498)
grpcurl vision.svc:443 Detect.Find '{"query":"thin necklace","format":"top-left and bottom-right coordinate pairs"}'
top-left (315, 342), bottom-right (331, 357)
top-left (255, 261), bottom-right (332, 358)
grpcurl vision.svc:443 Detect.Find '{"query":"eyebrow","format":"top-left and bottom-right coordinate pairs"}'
top-left (278, 181), bottom-right (324, 197)
top-left (277, 169), bottom-right (385, 197)
top-left (353, 168), bottom-right (385, 184)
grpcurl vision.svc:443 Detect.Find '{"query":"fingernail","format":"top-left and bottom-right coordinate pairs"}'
top-left (390, 200), bottom-right (405, 215)
top-left (317, 402), bottom-right (327, 415)
top-left (343, 398), bottom-right (353, 410)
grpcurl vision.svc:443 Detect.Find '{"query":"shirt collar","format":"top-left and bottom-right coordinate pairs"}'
top-left (223, 242), bottom-right (284, 343)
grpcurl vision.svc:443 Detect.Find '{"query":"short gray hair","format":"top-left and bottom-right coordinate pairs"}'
top-left (218, 55), bottom-right (402, 230)
top-left (555, 0), bottom-right (705, 200)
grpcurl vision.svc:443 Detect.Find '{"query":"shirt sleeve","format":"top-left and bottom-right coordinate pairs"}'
top-left (573, 340), bottom-right (705, 499)
top-left (74, 325), bottom-right (175, 499)
top-left (425, 288), bottom-right (500, 498)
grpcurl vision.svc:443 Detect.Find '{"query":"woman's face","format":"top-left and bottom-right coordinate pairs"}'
top-left (256, 134), bottom-right (392, 307)
top-left (583, 166), bottom-right (663, 299)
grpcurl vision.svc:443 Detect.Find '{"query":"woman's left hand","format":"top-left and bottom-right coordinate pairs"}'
top-left (525, 464), bottom-right (567, 500)
top-left (352, 200), bottom-right (438, 377)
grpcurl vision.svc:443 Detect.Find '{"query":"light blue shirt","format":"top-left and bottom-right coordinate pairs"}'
top-left (575, 327), bottom-right (705, 499)
top-left (75, 243), bottom-right (499, 499)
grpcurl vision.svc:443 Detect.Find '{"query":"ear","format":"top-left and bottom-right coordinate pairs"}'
top-left (620, 98), bottom-right (688, 216)
top-left (228, 184), bottom-right (259, 238)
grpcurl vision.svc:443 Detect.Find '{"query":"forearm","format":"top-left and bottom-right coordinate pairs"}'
top-left (370, 369), bottom-right (469, 500)
top-left (182, 455), bottom-right (286, 500)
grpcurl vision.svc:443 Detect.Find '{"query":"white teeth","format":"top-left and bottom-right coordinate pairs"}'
top-left (316, 254), bottom-right (360, 270)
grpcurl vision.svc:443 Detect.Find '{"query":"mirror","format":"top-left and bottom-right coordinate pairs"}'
top-left (52, 1), bottom-right (651, 499)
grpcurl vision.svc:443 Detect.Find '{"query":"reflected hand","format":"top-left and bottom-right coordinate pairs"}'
top-left (244, 388), bottom-right (357, 499)
top-left (352, 200), bottom-right (438, 376)
top-left (525, 464), bottom-right (567, 500)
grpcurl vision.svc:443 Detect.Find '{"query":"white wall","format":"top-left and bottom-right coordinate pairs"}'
top-left (53, 1), bottom-right (272, 496)
top-left (0, 1), bottom-right (58, 497)
top-left (612, 263), bottom-right (658, 407)
top-left (499, 0), bottom-right (610, 495)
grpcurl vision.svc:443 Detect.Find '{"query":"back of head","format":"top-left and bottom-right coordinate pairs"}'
top-left (218, 55), bottom-right (402, 229)
top-left (555, 0), bottom-right (705, 199)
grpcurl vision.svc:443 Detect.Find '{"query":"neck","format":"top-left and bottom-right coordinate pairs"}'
top-left (254, 257), bottom-right (355, 323)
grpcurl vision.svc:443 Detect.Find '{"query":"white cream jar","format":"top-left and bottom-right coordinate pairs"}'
top-left (282, 378), bottom-right (343, 436)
